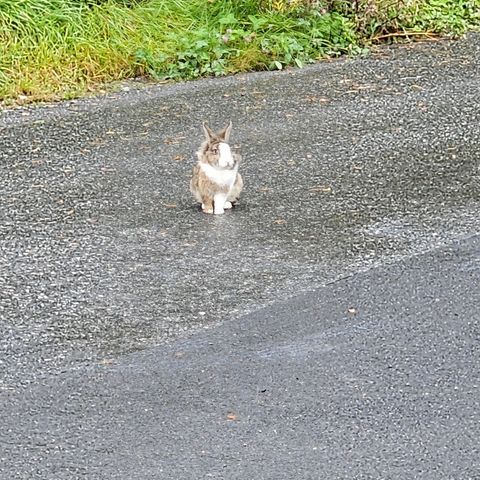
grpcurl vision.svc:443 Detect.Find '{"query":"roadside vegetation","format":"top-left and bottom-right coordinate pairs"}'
top-left (1, 0), bottom-right (479, 104)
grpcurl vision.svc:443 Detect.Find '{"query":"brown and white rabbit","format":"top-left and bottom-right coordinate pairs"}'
top-left (190, 121), bottom-right (243, 214)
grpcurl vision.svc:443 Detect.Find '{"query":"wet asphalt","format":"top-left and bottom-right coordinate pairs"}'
top-left (0, 33), bottom-right (479, 478)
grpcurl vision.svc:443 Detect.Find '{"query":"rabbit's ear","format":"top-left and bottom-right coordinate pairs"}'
top-left (202, 122), bottom-right (215, 141)
top-left (218, 120), bottom-right (233, 142)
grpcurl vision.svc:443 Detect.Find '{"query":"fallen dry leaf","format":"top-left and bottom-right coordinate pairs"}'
top-left (226, 412), bottom-right (237, 421)
top-left (274, 219), bottom-right (286, 225)
top-left (347, 307), bottom-right (357, 315)
top-left (308, 185), bottom-right (332, 193)
top-left (163, 203), bottom-right (177, 209)
top-left (164, 136), bottom-right (186, 145)
top-left (174, 155), bottom-right (186, 162)
top-left (245, 105), bottom-right (264, 112)
top-left (304, 95), bottom-right (330, 103)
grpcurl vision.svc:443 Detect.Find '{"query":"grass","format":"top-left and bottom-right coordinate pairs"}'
top-left (0, 0), bottom-right (479, 104)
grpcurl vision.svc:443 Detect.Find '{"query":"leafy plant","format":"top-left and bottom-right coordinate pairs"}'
top-left (412, 0), bottom-right (480, 35)
top-left (0, 0), bottom-right (479, 103)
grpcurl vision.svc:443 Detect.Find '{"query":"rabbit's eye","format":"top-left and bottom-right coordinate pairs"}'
top-left (211, 147), bottom-right (218, 155)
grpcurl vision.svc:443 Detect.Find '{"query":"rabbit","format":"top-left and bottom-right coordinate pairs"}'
top-left (190, 121), bottom-right (243, 215)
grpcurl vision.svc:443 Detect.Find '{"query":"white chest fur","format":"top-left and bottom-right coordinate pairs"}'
top-left (200, 162), bottom-right (238, 189)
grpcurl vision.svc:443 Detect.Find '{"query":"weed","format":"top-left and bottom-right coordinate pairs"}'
top-left (0, 0), bottom-right (479, 103)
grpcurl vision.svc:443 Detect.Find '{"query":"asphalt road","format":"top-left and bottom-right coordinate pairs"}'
top-left (1, 34), bottom-right (479, 478)
top-left (2, 235), bottom-right (479, 479)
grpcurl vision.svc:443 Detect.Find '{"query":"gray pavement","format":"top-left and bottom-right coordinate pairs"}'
top-left (1, 33), bottom-right (480, 478)
top-left (2, 235), bottom-right (479, 479)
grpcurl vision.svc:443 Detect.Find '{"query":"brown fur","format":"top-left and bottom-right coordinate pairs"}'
top-left (190, 121), bottom-right (243, 214)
